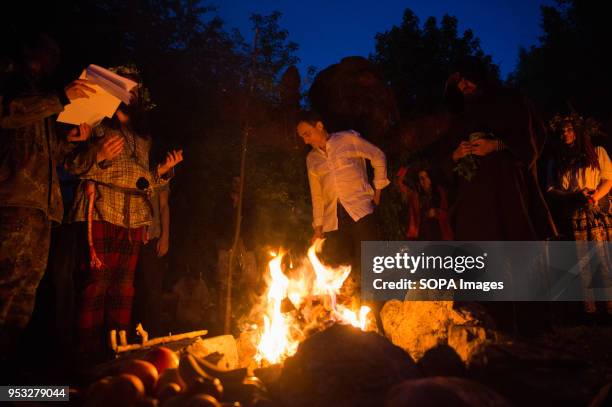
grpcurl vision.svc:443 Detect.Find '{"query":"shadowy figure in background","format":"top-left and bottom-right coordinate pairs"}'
top-left (0, 33), bottom-right (97, 362)
top-left (547, 114), bottom-right (612, 315)
top-left (395, 166), bottom-right (418, 238)
top-left (397, 166), bottom-right (453, 241)
top-left (171, 265), bottom-right (214, 332)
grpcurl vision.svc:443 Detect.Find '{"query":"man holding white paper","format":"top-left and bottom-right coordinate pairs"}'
top-left (0, 33), bottom-right (101, 354)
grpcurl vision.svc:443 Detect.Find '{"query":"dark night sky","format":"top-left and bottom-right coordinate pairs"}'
top-left (216, 0), bottom-right (551, 79)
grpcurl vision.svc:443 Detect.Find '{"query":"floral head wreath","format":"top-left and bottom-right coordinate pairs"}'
top-left (549, 112), bottom-right (603, 140)
top-left (109, 64), bottom-right (156, 111)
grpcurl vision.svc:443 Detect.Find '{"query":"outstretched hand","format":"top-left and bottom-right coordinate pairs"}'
top-left (310, 226), bottom-right (324, 246)
top-left (159, 149), bottom-right (184, 175)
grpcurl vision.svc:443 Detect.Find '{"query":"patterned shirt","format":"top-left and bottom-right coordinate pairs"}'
top-left (69, 124), bottom-right (166, 228)
top-left (306, 130), bottom-right (390, 232)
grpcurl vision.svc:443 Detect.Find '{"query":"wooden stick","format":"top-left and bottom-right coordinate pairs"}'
top-left (114, 330), bottom-right (209, 354)
top-left (145, 330), bottom-right (208, 347)
top-left (224, 28), bottom-right (260, 334)
top-left (136, 323), bottom-right (149, 344)
top-left (119, 330), bottom-right (128, 346)
top-left (109, 330), bottom-right (118, 352)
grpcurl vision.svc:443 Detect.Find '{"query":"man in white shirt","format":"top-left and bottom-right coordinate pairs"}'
top-left (296, 111), bottom-right (390, 296)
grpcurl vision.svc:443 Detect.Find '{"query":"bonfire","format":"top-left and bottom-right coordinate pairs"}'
top-left (242, 239), bottom-right (374, 366)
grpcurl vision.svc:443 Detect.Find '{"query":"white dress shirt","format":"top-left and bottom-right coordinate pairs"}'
top-left (306, 130), bottom-right (390, 232)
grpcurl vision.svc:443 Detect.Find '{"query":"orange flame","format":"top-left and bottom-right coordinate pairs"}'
top-left (253, 239), bottom-right (371, 365)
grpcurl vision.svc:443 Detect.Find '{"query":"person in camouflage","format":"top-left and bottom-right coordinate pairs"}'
top-left (0, 33), bottom-right (101, 350)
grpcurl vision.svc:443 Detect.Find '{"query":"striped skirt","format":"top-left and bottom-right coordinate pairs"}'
top-left (571, 200), bottom-right (612, 303)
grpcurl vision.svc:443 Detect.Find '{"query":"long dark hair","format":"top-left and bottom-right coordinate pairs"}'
top-left (415, 167), bottom-right (441, 209)
top-left (552, 115), bottom-right (599, 173)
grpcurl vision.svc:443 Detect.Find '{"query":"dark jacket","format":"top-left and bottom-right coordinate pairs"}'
top-left (440, 86), bottom-right (557, 240)
top-left (0, 71), bottom-right (97, 224)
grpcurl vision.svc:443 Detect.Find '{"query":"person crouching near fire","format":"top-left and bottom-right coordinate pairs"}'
top-left (68, 82), bottom-right (183, 359)
top-left (296, 110), bottom-right (389, 323)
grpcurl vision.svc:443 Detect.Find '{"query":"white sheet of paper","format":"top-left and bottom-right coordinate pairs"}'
top-left (87, 64), bottom-right (137, 104)
top-left (57, 67), bottom-right (131, 126)
top-left (57, 86), bottom-right (120, 125)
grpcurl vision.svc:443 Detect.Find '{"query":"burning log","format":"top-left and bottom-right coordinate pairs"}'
top-left (242, 241), bottom-right (376, 368)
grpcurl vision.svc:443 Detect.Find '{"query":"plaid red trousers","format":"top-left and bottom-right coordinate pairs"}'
top-left (77, 221), bottom-right (143, 353)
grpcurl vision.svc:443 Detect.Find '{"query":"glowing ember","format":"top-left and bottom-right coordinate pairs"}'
top-left (251, 239), bottom-right (372, 366)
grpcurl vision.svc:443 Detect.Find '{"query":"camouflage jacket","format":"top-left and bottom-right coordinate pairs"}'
top-left (0, 72), bottom-right (98, 224)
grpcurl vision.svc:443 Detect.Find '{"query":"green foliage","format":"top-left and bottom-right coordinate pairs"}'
top-left (549, 113), bottom-right (604, 141)
top-left (2, 2), bottom-right (308, 281)
top-left (249, 12), bottom-right (300, 102)
top-left (246, 143), bottom-right (311, 252)
top-left (453, 155), bottom-right (478, 182)
top-left (109, 64), bottom-right (156, 111)
top-left (452, 133), bottom-right (491, 181)
top-left (370, 8), bottom-right (499, 238)
top-left (371, 9), bottom-right (498, 116)
top-left (378, 187), bottom-right (408, 240)
top-left (511, 0), bottom-right (612, 118)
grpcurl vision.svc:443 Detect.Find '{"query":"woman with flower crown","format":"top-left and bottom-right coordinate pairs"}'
top-left (547, 113), bottom-right (612, 315)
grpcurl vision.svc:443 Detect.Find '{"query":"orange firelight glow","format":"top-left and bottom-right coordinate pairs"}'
top-left (253, 239), bottom-right (371, 365)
